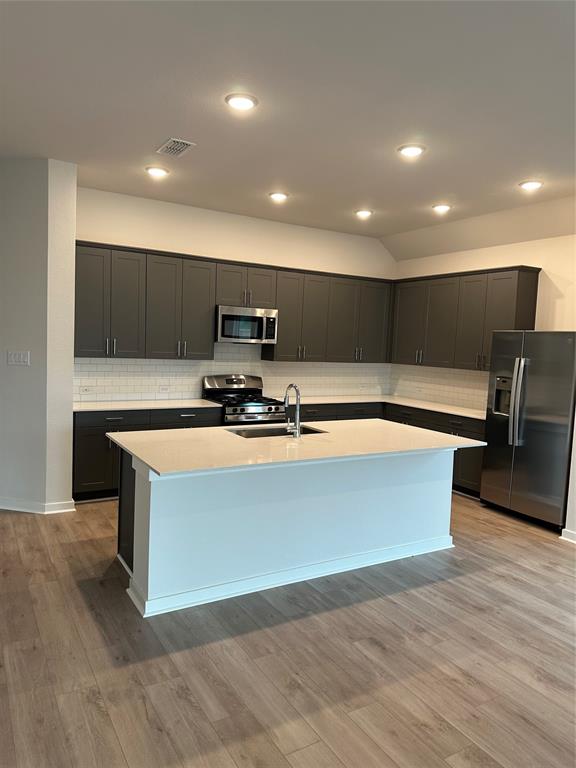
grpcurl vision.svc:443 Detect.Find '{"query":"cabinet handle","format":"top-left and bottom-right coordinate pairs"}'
top-left (297, 345), bottom-right (301, 360)
top-left (183, 340), bottom-right (187, 358)
top-left (105, 337), bottom-right (110, 356)
top-left (360, 347), bottom-right (363, 361)
top-left (354, 347), bottom-right (358, 361)
top-left (481, 354), bottom-right (487, 370)
top-left (112, 338), bottom-right (117, 356)
top-left (475, 352), bottom-right (479, 369)
top-left (415, 349), bottom-right (419, 364)
top-left (248, 289), bottom-right (253, 306)
top-left (105, 417), bottom-right (124, 421)
top-left (177, 340), bottom-right (181, 358)
top-left (419, 349), bottom-right (423, 364)
top-left (179, 413), bottom-right (197, 418)
top-left (302, 345), bottom-right (306, 360)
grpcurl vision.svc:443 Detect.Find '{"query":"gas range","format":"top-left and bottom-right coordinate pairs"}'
top-left (202, 374), bottom-right (286, 424)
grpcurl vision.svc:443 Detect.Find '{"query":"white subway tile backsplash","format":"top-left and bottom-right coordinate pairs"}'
top-left (74, 342), bottom-right (489, 409)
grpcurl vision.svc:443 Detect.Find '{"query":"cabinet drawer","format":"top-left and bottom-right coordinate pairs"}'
top-left (75, 410), bottom-right (150, 428)
top-left (384, 405), bottom-right (484, 435)
top-left (149, 408), bottom-right (221, 427)
top-left (336, 403), bottom-right (383, 420)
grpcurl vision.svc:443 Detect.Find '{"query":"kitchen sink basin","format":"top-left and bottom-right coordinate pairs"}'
top-left (227, 425), bottom-right (326, 439)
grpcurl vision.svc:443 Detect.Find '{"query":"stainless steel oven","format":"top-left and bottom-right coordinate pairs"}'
top-left (217, 305), bottom-right (278, 344)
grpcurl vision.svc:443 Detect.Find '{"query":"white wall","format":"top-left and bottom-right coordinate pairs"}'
top-left (76, 188), bottom-right (396, 279)
top-left (395, 235), bottom-right (576, 332)
top-left (0, 158), bottom-right (76, 514)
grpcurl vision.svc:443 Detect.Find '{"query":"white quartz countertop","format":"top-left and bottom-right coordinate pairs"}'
top-left (108, 419), bottom-right (486, 477)
top-left (73, 399), bottom-right (218, 412)
top-left (74, 395), bottom-right (486, 421)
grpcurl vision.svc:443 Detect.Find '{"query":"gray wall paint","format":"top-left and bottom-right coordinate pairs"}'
top-left (0, 158), bottom-right (76, 512)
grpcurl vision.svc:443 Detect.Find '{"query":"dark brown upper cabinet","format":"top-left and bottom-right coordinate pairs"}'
top-left (455, 269), bottom-right (539, 370)
top-left (357, 281), bottom-right (391, 363)
top-left (326, 278), bottom-right (360, 362)
top-left (454, 274), bottom-right (488, 370)
top-left (110, 250), bottom-right (147, 358)
top-left (301, 274), bottom-right (330, 361)
top-left (263, 271), bottom-right (305, 362)
top-left (75, 246), bottom-right (111, 357)
top-left (421, 277), bottom-right (459, 367)
top-left (262, 272), bottom-right (329, 362)
top-left (75, 247), bottom-right (146, 358)
top-left (181, 259), bottom-right (216, 359)
top-left (326, 278), bottom-right (391, 363)
top-left (391, 281), bottom-right (428, 364)
top-left (216, 263), bottom-right (277, 308)
top-left (247, 267), bottom-right (277, 308)
top-left (481, 270), bottom-right (538, 369)
top-left (146, 254), bottom-right (215, 360)
top-left (146, 254), bottom-right (183, 359)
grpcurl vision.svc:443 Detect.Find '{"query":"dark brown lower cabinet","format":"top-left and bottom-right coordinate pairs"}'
top-left (384, 404), bottom-right (485, 495)
top-left (73, 408), bottom-right (221, 500)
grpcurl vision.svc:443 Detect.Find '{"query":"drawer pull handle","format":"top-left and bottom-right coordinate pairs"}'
top-left (105, 417), bottom-right (124, 421)
top-left (179, 413), bottom-right (197, 418)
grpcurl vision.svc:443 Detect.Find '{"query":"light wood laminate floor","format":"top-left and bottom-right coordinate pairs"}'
top-left (0, 494), bottom-right (574, 768)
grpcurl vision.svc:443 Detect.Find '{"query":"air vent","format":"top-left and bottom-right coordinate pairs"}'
top-left (155, 138), bottom-right (196, 157)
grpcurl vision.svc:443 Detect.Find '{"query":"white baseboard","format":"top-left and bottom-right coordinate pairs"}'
top-left (560, 528), bottom-right (576, 543)
top-left (0, 497), bottom-right (76, 515)
top-left (130, 535), bottom-right (453, 618)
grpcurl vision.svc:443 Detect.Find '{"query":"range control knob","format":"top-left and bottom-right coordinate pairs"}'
top-left (231, 407), bottom-right (237, 413)
top-left (267, 406), bottom-right (273, 412)
top-left (274, 406), bottom-right (280, 411)
top-left (240, 407), bottom-right (245, 413)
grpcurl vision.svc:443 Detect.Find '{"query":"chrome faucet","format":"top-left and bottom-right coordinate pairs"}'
top-left (284, 383), bottom-right (301, 437)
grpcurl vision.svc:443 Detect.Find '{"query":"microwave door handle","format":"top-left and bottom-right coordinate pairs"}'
top-left (508, 357), bottom-right (521, 446)
top-left (513, 357), bottom-right (527, 447)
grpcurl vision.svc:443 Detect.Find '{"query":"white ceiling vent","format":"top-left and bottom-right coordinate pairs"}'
top-left (155, 138), bottom-right (196, 157)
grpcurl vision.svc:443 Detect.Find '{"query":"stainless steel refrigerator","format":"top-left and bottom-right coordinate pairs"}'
top-left (481, 331), bottom-right (576, 527)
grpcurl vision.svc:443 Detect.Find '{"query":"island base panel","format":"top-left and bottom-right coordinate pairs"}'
top-left (128, 451), bottom-right (455, 617)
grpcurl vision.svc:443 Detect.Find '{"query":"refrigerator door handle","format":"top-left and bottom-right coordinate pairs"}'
top-left (513, 357), bottom-right (527, 447)
top-left (508, 357), bottom-right (521, 446)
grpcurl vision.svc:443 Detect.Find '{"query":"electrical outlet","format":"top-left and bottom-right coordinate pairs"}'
top-left (7, 351), bottom-right (31, 366)
top-left (158, 385), bottom-right (170, 394)
top-left (80, 386), bottom-right (95, 394)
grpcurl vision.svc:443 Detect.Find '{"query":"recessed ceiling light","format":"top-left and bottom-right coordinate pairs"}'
top-left (146, 166), bottom-right (169, 179)
top-left (225, 93), bottom-right (258, 111)
top-left (269, 192), bottom-right (289, 203)
top-left (432, 204), bottom-right (451, 215)
top-left (398, 144), bottom-right (426, 159)
top-left (355, 209), bottom-right (373, 220)
top-left (518, 180), bottom-right (543, 192)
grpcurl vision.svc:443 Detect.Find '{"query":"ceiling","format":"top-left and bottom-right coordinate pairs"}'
top-left (1, 1), bottom-right (574, 238)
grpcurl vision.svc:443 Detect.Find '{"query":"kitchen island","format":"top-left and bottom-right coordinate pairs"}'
top-left (109, 419), bottom-right (485, 617)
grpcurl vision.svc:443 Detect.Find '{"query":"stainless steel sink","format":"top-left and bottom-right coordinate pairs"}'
top-left (227, 425), bottom-right (326, 439)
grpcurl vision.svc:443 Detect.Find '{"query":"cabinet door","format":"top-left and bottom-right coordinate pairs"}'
top-left (74, 246), bottom-right (111, 357)
top-left (482, 271), bottom-right (519, 369)
top-left (454, 433), bottom-right (485, 495)
top-left (422, 277), bottom-right (459, 367)
top-left (182, 259), bottom-right (216, 359)
top-left (247, 267), bottom-right (277, 308)
top-left (73, 426), bottom-right (115, 494)
top-left (326, 278), bottom-right (360, 362)
top-left (358, 282), bottom-right (391, 363)
top-left (454, 274), bottom-right (487, 370)
top-left (391, 282), bottom-right (427, 364)
top-left (110, 250), bottom-right (146, 358)
top-left (216, 263), bottom-right (247, 306)
top-left (146, 254), bottom-right (183, 359)
top-left (301, 274), bottom-right (330, 361)
top-left (266, 271), bottom-right (304, 361)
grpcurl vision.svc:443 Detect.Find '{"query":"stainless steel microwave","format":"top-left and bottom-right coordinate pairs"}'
top-left (217, 305), bottom-right (278, 344)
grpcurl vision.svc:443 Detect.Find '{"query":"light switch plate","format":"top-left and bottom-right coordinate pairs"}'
top-left (7, 351), bottom-right (31, 366)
